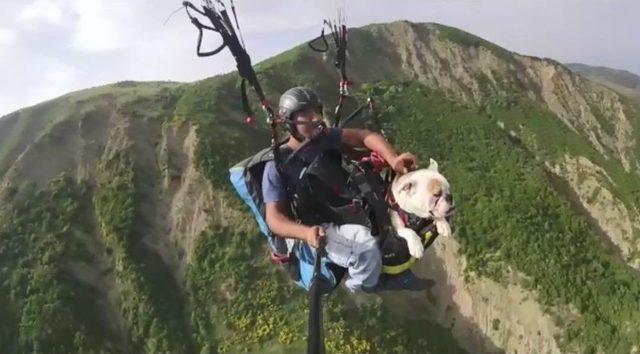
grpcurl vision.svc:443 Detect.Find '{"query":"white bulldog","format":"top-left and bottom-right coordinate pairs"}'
top-left (389, 159), bottom-right (455, 259)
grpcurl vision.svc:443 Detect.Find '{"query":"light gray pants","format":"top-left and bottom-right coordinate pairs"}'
top-left (320, 222), bottom-right (382, 292)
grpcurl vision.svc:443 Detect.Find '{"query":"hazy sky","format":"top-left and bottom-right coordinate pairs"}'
top-left (0, 0), bottom-right (638, 117)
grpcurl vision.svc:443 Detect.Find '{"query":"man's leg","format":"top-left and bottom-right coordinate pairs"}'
top-left (322, 223), bottom-right (382, 293)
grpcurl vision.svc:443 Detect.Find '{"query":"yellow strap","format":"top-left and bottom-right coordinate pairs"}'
top-left (423, 231), bottom-right (434, 243)
top-left (382, 258), bottom-right (416, 275)
top-left (381, 231), bottom-right (433, 275)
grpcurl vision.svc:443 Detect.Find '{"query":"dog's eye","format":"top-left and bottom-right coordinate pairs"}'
top-left (433, 191), bottom-right (442, 198)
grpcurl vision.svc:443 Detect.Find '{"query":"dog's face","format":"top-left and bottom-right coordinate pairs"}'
top-left (391, 159), bottom-right (455, 219)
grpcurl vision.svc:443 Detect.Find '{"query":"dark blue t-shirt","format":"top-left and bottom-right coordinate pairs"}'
top-left (262, 128), bottom-right (342, 203)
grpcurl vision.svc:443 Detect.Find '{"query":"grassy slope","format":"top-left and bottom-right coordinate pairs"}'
top-left (369, 81), bottom-right (640, 353)
top-left (0, 81), bottom-right (183, 178)
top-left (0, 176), bottom-right (116, 353)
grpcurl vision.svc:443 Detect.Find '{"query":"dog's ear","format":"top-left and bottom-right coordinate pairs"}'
top-left (427, 158), bottom-right (439, 172)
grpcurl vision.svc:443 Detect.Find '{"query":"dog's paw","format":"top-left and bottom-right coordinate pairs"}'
top-left (397, 228), bottom-right (425, 259)
top-left (435, 219), bottom-right (452, 237)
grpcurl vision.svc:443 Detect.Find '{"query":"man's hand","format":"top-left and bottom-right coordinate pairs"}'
top-left (305, 225), bottom-right (327, 249)
top-left (347, 130), bottom-right (419, 175)
top-left (391, 152), bottom-right (419, 175)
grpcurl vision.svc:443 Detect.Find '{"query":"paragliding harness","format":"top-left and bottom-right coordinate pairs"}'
top-left (183, 3), bottom-right (442, 353)
top-left (308, 19), bottom-right (350, 127)
top-left (228, 125), bottom-right (444, 354)
top-left (182, 0), bottom-right (281, 132)
top-left (182, 0), bottom-right (443, 286)
top-left (305, 14), bottom-right (444, 276)
top-left (228, 127), bottom-right (348, 293)
top-left (382, 192), bottom-right (442, 274)
top-left (229, 124), bottom-right (375, 293)
top-left (308, 17), bottom-right (375, 130)
top-left (229, 123), bottom-right (444, 284)
top-left (182, 0), bottom-right (324, 287)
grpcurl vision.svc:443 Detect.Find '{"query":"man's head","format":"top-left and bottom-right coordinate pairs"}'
top-left (278, 86), bottom-right (325, 141)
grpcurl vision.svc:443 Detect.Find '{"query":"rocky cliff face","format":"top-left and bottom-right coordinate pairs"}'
top-left (351, 22), bottom-right (639, 173)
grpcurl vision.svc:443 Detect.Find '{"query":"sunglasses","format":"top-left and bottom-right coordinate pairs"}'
top-left (290, 109), bottom-right (324, 125)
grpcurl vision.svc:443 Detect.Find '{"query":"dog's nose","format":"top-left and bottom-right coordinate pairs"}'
top-left (445, 194), bottom-right (454, 203)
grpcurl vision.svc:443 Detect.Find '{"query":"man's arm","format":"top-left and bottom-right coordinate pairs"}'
top-left (265, 201), bottom-right (325, 248)
top-left (342, 128), bottom-right (418, 173)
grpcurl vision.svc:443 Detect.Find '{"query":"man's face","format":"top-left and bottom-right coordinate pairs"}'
top-left (291, 107), bottom-right (324, 139)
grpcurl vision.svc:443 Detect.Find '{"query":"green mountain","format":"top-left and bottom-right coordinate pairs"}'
top-left (1, 21), bottom-right (640, 353)
top-left (566, 63), bottom-right (640, 104)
